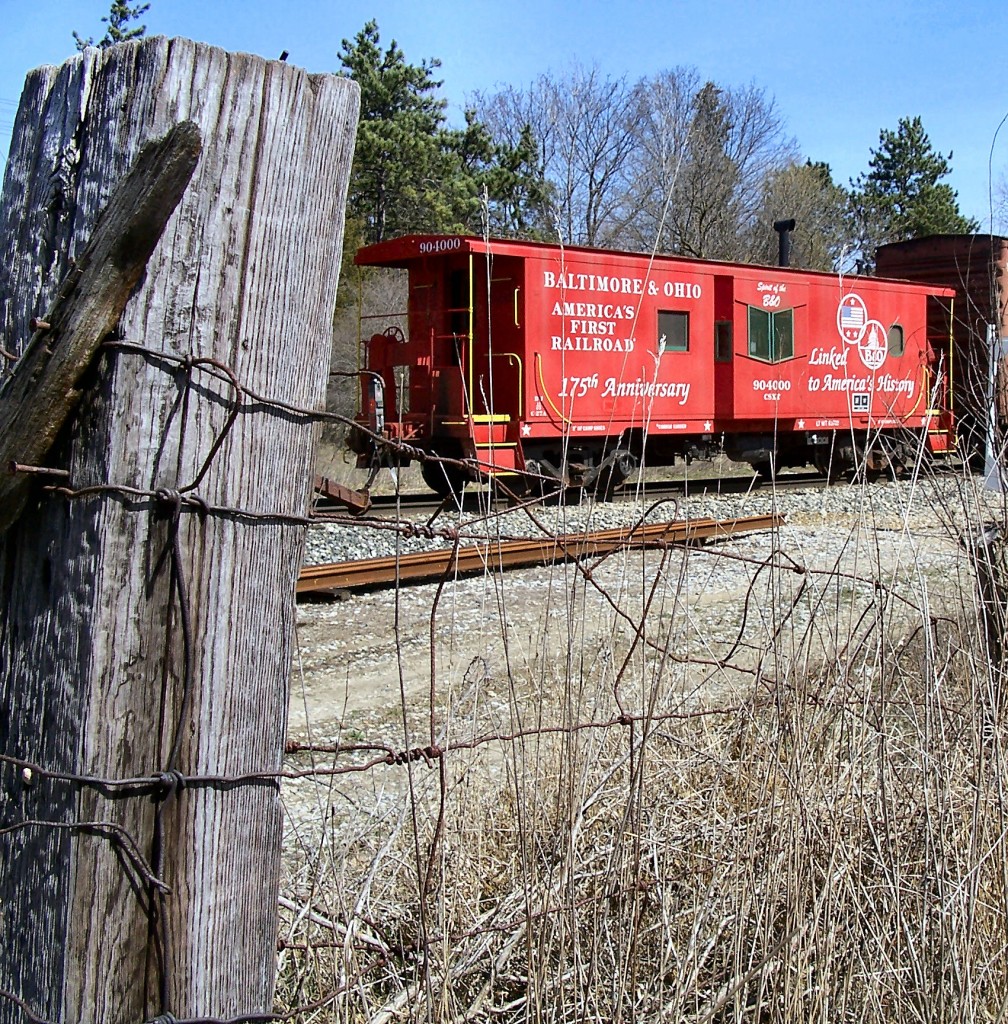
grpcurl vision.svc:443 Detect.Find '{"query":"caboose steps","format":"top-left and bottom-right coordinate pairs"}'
top-left (473, 440), bottom-right (520, 474)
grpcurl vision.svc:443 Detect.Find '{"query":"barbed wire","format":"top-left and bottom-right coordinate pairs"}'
top-left (1, 336), bottom-right (990, 1023)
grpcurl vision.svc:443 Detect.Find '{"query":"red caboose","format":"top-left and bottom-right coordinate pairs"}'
top-left (349, 235), bottom-right (956, 496)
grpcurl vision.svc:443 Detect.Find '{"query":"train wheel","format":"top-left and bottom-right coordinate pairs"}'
top-left (491, 474), bottom-right (527, 505)
top-left (814, 454), bottom-right (844, 484)
top-left (813, 437), bottom-right (857, 484)
top-left (421, 458), bottom-right (468, 501)
top-left (850, 444), bottom-right (886, 485)
top-left (535, 479), bottom-right (565, 504)
top-left (592, 475), bottom-right (618, 502)
top-left (588, 463), bottom-right (615, 502)
top-left (858, 462), bottom-right (884, 484)
top-left (591, 450), bottom-right (638, 502)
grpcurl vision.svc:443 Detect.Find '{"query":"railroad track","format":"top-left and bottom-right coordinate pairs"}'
top-left (313, 457), bottom-right (968, 521)
top-left (297, 513), bottom-right (781, 596)
top-left (312, 468), bottom-right (822, 519)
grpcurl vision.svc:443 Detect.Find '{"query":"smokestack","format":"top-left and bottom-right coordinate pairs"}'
top-left (773, 218), bottom-right (796, 268)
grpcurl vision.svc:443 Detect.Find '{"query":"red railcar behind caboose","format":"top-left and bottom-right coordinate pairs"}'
top-left (877, 234), bottom-right (1008, 466)
top-left (349, 235), bottom-right (956, 497)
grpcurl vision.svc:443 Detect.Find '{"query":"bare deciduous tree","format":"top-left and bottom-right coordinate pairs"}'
top-left (622, 72), bottom-right (796, 260)
top-left (473, 64), bottom-right (639, 247)
top-left (477, 66), bottom-right (798, 260)
top-left (746, 160), bottom-right (849, 270)
top-left (611, 68), bottom-right (696, 253)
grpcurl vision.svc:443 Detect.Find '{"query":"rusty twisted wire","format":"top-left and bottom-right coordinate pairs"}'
top-left (0, 337), bottom-right (962, 1024)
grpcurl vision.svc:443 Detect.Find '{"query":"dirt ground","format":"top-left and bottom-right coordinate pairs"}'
top-left (287, 500), bottom-right (972, 756)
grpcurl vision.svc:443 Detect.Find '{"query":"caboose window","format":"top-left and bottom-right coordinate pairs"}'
top-left (747, 306), bottom-right (794, 363)
top-left (888, 324), bottom-right (904, 357)
top-left (658, 310), bottom-right (689, 353)
top-left (715, 321), bottom-right (733, 362)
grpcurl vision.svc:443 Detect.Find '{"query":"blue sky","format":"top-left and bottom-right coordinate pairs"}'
top-left (2, 0), bottom-right (1006, 230)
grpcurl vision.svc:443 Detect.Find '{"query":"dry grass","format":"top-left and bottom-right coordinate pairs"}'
top-left (278, 464), bottom-right (1008, 1022)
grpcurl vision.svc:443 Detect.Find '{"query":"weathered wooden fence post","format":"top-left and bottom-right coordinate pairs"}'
top-left (0, 38), bottom-right (358, 1022)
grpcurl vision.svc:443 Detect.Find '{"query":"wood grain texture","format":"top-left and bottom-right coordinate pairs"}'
top-left (0, 120), bottom-right (201, 534)
top-left (0, 37), bottom-right (359, 1023)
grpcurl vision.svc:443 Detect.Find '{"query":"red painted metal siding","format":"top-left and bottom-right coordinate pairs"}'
top-left (728, 270), bottom-right (938, 430)
top-left (519, 248), bottom-right (714, 438)
top-left (356, 234), bottom-right (954, 450)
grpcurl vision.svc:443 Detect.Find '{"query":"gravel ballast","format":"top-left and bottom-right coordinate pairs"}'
top-left (303, 473), bottom-right (987, 566)
top-left (290, 472), bottom-right (994, 749)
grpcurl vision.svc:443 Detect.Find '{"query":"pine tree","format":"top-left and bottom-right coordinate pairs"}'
top-left (339, 20), bottom-right (449, 242)
top-left (481, 123), bottom-right (552, 239)
top-left (339, 20), bottom-right (549, 243)
top-left (850, 116), bottom-right (977, 270)
top-left (74, 1), bottom-right (150, 51)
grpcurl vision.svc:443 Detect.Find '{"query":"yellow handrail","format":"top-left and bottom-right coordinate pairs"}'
top-left (534, 352), bottom-right (571, 426)
top-left (905, 362), bottom-right (926, 419)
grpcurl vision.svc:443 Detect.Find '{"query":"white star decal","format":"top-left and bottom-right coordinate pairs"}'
top-left (521, 422), bottom-right (532, 436)
top-left (797, 419), bottom-right (805, 429)
top-left (704, 421), bottom-right (712, 431)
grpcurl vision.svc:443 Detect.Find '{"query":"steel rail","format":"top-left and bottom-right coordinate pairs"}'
top-left (310, 469), bottom-right (827, 519)
top-left (297, 514), bottom-right (781, 595)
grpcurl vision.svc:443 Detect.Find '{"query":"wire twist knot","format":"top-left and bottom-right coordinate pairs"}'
top-left (154, 488), bottom-right (183, 522)
top-left (156, 769), bottom-right (187, 800)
